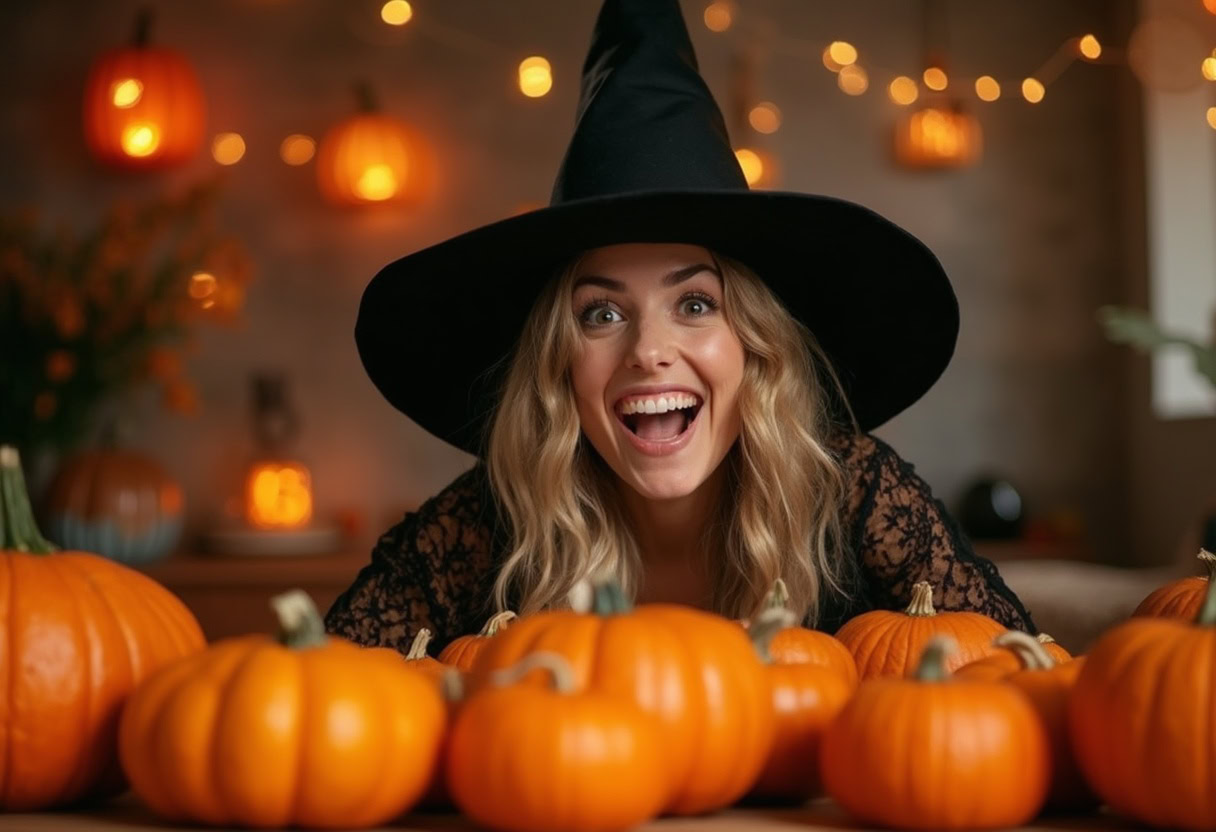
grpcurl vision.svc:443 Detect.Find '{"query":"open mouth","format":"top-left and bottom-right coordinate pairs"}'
top-left (617, 400), bottom-right (702, 441)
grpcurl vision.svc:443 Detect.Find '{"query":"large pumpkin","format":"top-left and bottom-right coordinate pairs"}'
top-left (119, 590), bottom-right (446, 829)
top-left (467, 581), bottom-right (775, 815)
top-left (0, 445), bottom-right (204, 810)
top-left (447, 652), bottom-right (667, 832)
top-left (822, 635), bottom-right (1051, 829)
top-left (834, 581), bottom-right (1007, 678)
top-left (1070, 571), bottom-right (1216, 830)
top-left (1133, 548), bottom-right (1215, 620)
top-left (746, 578), bottom-right (858, 688)
top-left (82, 9), bottom-right (205, 170)
top-left (43, 446), bottom-right (184, 564)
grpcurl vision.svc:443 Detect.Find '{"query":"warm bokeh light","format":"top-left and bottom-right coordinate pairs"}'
top-left (734, 148), bottom-right (763, 185)
top-left (838, 64), bottom-right (869, 95)
top-left (355, 163), bottom-right (398, 201)
top-left (704, 1), bottom-right (733, 32)
top-left (121, 122), bottom-right (160, 157)
top-left (1203, 57), bottom-right (1216, 82)
top-left (518, 56), bottom-right (553, 97)
top-left (111, 78), bottom-right (143, 108)
top-left (1205, 0), bottom-right (1216, 14)
top-left (380, 0), bottom-right (412, 25)
top-left (246, 462), bottom-right (313, 529)
top-left (1079, 34), bottom-right (1102, 59)
top-left (895, 107), bottom-right (982, 168)
top-left (975, 75), bottom-right (1001, 101)
top-left (189, 272), bottom-right (217, 300)
top-left (923, 67), bottom-right (948, 91)
top-left (211, 132), bottom-right (246, 165)
top-left (1208, 107), bottom-right (1216, 130)
top-left (280, 134), bottom-right (316, 165)
top-left (888, 76), bottom-right (919, 105)
top-left (828, 41), bottom-right (858, 68)
top-left (1022, 78), bottom-right (1046, 103)
top-left (748, 102), bottom-right (781, 133)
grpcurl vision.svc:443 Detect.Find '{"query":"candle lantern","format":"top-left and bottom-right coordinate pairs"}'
top-left (894, 101), bottom-right (982, 169)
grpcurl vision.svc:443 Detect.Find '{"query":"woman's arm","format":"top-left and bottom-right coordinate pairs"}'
top-left (841, 433), bottom-right (1038, 632)
top-left (324, 462), bottom-right (500, 655)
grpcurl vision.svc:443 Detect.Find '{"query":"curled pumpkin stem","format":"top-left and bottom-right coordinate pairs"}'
top-left (270, 589), bottom-right (328, 650)
top-left (762, 577), bottom-right (791, 612)
top-left (914, 634), bottom-right (957, 682)
top-left (489, 651), bottom-right (577, 694)
top-left (749, 607), bottom-right (796, 664)
top-left (1199, 549), bottom-right (1216, 581)
top-left (904, 582), bottom-right (938, 617)
top-left (406, 628), bottom-right (433, 661)
top-left (480, 610), bottom-right (516, 636)
top-left (993, 630), bottom-right (1055, 671)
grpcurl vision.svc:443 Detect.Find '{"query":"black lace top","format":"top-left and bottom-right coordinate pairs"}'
top-left (325, 432), bottom-right (1038, 654)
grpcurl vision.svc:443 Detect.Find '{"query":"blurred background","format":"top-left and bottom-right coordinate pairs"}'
top-left (3, 0), bottom-right (1215, 644)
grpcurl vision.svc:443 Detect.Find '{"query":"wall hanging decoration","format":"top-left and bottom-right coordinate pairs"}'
top-left (82, 8), bottom-right (206, 171)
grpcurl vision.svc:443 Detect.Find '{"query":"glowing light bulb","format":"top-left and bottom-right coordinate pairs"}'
top-left (888, 76), bottom-right (919, 105)
top-left (923, 67), bottom-right (948, 91)
top-left (189, 272), bottom-right (217, 299)
top-left (1203, 57), bottom-right (1216, 82)
top-left (518, 56), bottom-right (553, 98)
top-left (1022, 78), bottom-right (1045, 103)
top-left (356, 164), bottom-right (398, 201)
top-left (1207, 107), bottom-right (1216, 130)
top-left (280, 134), bottom-right (316, 165)
top-left (111, 78), bottom-right (143, 108)
top-left (975, 75), bottom-right (1001, 102)
top-left (735, 148), bottom-right (763, 185)
top-left (704, 1), bottom-right (733, 32)
top-left (838, 64), bottom-right (869, 95)
top-left (748, 102), bottom-right (781, 133)
top-left (1079, 34), bottom-right (1101, 59)
top-left (212, 133), bottom-right (246, 165)
top-left (828, 41), bottom-right (858, 67)
top-left (121, 122), bottom-right (160, 157)
top-left (381, 1), bottom-right (412, 25)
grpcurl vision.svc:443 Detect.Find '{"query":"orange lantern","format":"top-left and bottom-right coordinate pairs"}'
top-left (316, 82), bottom-right (432, 207)
top-left (82, 9), bottom-right (205, 171)
top-left (244, 459), bottom-right (313, 529)
top-left (893, 103), bottom-right (981, 169)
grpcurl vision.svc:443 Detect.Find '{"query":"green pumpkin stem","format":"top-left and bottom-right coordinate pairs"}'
top-left (1195, 560), bottom-right (1216, 628)
top-left (592, 579), bottom-right (633, 616)
top-left (480, 610), bottom-right (516, 636)
top-left (1199, 549), bottom-right (1216, 581)
top-left (488, 651), bottom-right (576, 694)
top-left (913, 634), bottom-right (957, 682)
top-left (406, 628), bottom-right (433, 660)
top-left (0, 445), bottom-right (56, 555)
top-left (905, 582), bottom-right (938, 617)
top-left (270, 589), bottom-right (329, 649)
top-left (763, 577), bottom-right (791, 612)
top-left (993, 630), bottom-right (1056, 671)
top-left (749, 607), bottom-right (796, 664)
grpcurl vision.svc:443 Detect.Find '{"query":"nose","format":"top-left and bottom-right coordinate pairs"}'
top-left (625, 314), bottom-right (677, 373)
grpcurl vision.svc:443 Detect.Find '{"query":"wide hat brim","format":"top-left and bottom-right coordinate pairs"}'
top-left (355, 187), bottom-right (958, 456)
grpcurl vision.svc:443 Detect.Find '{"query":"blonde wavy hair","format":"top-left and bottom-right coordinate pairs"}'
top-left (482, 249), bottom-right (855, 625)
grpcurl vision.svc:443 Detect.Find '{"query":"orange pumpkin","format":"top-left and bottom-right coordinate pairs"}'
top-left (404, 628), bottom-right (449, 682)
top-left (954, 632), bottom-right (1074, 682)
top-left (822, 635), bottom-right (1051, 829)
top-left (955, 631), bottom-right (1095, 811)
top-left (747, 609), bottom-right (854, 802)
top-left (82, 9), bottom-right (205, 170)
top-left (834, 581), bottom-right (1007, 679)
top-left (118, 590), bottom-right (445, 828)
top-left (468, 580), bottom-right (775, 815)
top-left (747, 578), bottom-right (858, 688)
top-left (1035, 632), bottom-right (1073, 664)
top-left (0, 445), bottom-right (205, 811)
top-left (439, 610), bottom-right (516, 670)
top-left (1070, 571), bottom-right (1216, 830)
top-left (1133, 548), bottom-right (1216, 620)
top-left (447, 652), bottom-right (667, 832)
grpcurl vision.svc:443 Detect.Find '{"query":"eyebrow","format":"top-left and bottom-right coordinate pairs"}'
top-left (571, 262), bottom-right (721, 293)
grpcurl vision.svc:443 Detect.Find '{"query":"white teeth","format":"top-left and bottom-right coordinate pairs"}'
top-left (618, 394), bottom-right (700, 415)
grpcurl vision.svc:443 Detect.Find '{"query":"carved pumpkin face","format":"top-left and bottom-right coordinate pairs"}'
top-left (244, 460), bottom-right (313, 529)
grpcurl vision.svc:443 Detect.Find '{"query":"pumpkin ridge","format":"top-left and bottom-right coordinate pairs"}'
top-left (207, 643), bottom-right (275, 820)
top-left (108, 560), bottom-right (198, 669)
top-left (1, 553), bottom-right (14, 804)
top-left (74, 557), bottom-right (153, 677)
top-left (1140, 630), bottom-right (1199, 823)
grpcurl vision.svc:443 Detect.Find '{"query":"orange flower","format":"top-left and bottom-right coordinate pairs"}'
top-left (45, 350), bottom-right (76, 382)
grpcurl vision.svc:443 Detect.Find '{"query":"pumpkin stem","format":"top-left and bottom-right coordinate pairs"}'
top-left (762, 577), bottom-right (791, 612)
top-left (270, 589), bottom-right (329, 649)
top-left (1195, 564), bottom-right (1216, 628)
top-left (133, 7), bottom-right (154, 48)
top-left (488, 651), bottom-right (576, 694)
top-left (904, 582), bottom-right (938, 617)
top-left (1199, 549), bottom-right (1216, 581)
top-left (913, 634), bottom-right (957, 682)
top-left (993, 630), bottom-right (1056, 671)
top-left (406, 628), bottom-right (433, 660)
top-left (749, 607), bottom-right (796, 664)
top-left (353, 80), bottom-right (379, 113)
top-left (441, 667), bottom-right (465, 703)
top-left (591, 579), bottom-right (633, 616)
top-left (480, 610), bottom-right (516, 636)
top-left (0, 445), bottom-right (56, 555)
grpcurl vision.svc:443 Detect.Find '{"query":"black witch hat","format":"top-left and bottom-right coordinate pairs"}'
top-left (355, 0), bottom-right (958, 455)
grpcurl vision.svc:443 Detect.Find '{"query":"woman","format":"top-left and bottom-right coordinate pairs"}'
top-left (326, 0), bottom-right (1035, 653)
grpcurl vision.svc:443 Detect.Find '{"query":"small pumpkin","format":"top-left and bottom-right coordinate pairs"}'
top-left (955, 631), bottom-right (1095, 811)
top-left (118, 590), bottom-right (445, 828)
top-left (0, 445), bottom-right (205, 811)
top-left (1070, 569), bottom-right (1216, 830)
top-left (1132, 548), bottom-right (1216, 620)
top-left (747, 608), bottom-right (854, 802)
top-left (746, 578), bottom-right (858, 688)
top-left (468, 580), bottom-right (775, 815)
top-left (447, 652), bottom-right (667, 832)
top-left (954, 632), bottom-right (1074, 682)
top-left (1035, 632), bottom-right (1073, 664)
top-left (834, 581), bottom-right (1007, 679)
top-left (438, 610), bottom-right (516, 670)
top-left (822, 635), bottom-right (1051, 829)
top-left (405, 628), bottom-right (448, 682)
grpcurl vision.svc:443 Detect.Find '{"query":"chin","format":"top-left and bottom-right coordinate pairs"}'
top-left (621, 468), bottom-right (704, 501)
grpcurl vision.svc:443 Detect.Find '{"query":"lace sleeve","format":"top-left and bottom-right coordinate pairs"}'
top-left (323, 462), bottom-right (500, 655)
top-left (840, 433), bottom-right (1038, 632)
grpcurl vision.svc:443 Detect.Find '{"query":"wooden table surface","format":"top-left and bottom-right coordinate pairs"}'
top-left (0, 793), bottom-right (1139, 831)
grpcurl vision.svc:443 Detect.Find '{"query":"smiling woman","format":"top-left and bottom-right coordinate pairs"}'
top-left (326, 0), bottom-right (1036, 652)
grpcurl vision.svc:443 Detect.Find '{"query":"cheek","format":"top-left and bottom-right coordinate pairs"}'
top-left (695, 329), bottom-right (746, 391)
top-left (569, 344), bottom-right (616, 416)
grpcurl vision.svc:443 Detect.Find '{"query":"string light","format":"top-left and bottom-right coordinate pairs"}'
top-left (1208, 107), bottom-right (1216, 130)
top-left (734, 148), bottom-right (763, 185)
top-left (110, 78), bottom-right (142, 108)
top-left (975, 75), bottom-right (1001, 102)
top-left (923, 67), bottom-right (948, 91)
top-left (748, 102), bottom-right (781, 133)
top-left (212, 132), bottom-right (246, 165)
top-left (1078, 34), bottom-right (1101, 59)
top-left (1203, 56), bottom-right (1216, 82)
top-left (121, 122), bottom-right (160, 157)
top-left (888, 76), bottom-right (919, 105)
top-left (827, 41), bottom-right (858, 69)
top-left (1022, 78), bottom-right (1045, 103)
top-left (838, 64), bottom-right (868, 95)
top-left (280, 134), bottom-right (316, 165)
top-left (189, 272), bottom-right (217, 300)
top-left (380, 1), bottom-right (412, 26)
top-left (518, 56), bottom-right (553, 97)
top-left (704, 2), bottom-right (733, 32)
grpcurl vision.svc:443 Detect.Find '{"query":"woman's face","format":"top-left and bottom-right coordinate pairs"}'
top-left (569, 243), bottom-right (746, 501)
